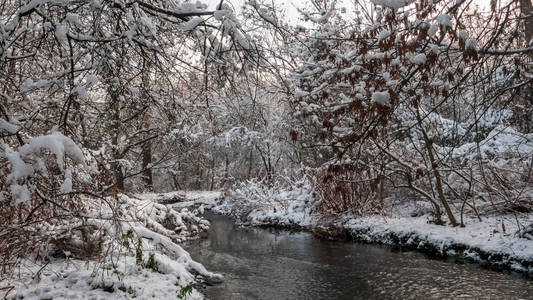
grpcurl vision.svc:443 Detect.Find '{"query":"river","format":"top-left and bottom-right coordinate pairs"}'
top-left (186, 212), bottom-right (533, 299)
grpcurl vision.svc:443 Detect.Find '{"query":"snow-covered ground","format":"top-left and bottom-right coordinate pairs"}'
top-left (2, 255), bottom-right (204, 300)
top-left (345, 211), bottom-right (533, 273)
top-left (1, 191), bottom-right (223, 300)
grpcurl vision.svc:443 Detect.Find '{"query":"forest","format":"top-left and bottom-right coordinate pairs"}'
top-left (1, 0), bottom-right (532, 298)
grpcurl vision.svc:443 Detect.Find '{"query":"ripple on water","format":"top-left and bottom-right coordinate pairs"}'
top-left (186, 213), bottom-right (533, 300)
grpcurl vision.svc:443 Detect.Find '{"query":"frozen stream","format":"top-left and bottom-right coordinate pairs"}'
top-left (186, 212), bottom-right (533, 299)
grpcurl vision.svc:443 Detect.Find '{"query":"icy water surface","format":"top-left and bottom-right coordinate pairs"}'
top-left (186, 212), bottom-right (533, 300)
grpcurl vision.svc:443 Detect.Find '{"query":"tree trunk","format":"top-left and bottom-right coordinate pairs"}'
top-left (111, 92), bottom-right (124, 191)
top-left (247, 149), bottom-right (253, 179)
top-left (142, 140), bottom-right (153, 191)
top-left (416, 110), bottom-right (458, 226)
top-left (520, 0), bottom-right (533, 133)
top-left (141, 58), bottom-right (153, 191)
top-left (520, 0), bottom-right (533, 44)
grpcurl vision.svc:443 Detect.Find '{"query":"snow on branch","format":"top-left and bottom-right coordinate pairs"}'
top-left (370, 0), bottom-right (415, 10)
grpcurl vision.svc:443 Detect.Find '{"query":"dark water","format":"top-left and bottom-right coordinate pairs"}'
top-left (186, 212), bottom-right (533, 300)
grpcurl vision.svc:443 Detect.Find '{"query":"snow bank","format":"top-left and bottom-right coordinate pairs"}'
top-left (1, 192), bottom-right (224, 299)
top-left (1, 257), bottom-right (204, 300)
top-left (344, 213), bottom-right (533, 274)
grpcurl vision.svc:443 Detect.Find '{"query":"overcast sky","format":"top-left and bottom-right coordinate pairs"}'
top-left (202, 0), bottom-right (306, 22)
top-left (200, 0), bottom-right (491, 22)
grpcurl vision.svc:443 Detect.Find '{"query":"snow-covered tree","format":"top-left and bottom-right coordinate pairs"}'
top-left (0, 0), bottom-right (255, 277)
top-left (289, 0), bottom-right (533, 225)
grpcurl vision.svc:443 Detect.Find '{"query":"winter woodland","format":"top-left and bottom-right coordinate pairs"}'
top-left (1, 0), bottom-right (533, 298)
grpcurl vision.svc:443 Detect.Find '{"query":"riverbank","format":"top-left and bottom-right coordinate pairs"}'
top-left (187, 211), bottom-right (533, 299)
top-left (213, 191), bottom-right (533, 278)
top-left (0, 192), bottom-right (222, 300)
top-left (343, 215), bottom-right (533, 276)
top-left (7, 189), bottom-right (528, 300)
top-left (1, 255), bottom-right (206, 300)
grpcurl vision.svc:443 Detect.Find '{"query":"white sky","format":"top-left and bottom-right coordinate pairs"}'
top-left (202, 0), bottom-right (306, 21)
top-left (201, 0), bottom-right (492, 21)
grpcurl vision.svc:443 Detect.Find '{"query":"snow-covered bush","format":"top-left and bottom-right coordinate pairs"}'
top-left (215, 170), bottom-right (316, 227)
top-left (312, 165), bottom-right (388, 217)
top-left (0, 129), bottom-right (216, 286)
top-left (0, 131), bottom-right (89, 273)
top-left (0, 190), bottom-right (218, 298)
top-left (0, 135), bottom-right (215, 278)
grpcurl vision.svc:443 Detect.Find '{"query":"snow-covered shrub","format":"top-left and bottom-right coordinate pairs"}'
top-left (312, 165), bottom-right (387, 217)
top-left (0, 131), bottom-right (217, 289)
top-left (0, 192), bottom-right (217, 299)
top-left (0, 131), bottom-right (88, 273)
top-left (0, 187), bottom-right (219, 288)
top-left (440, 126), bottom-right (533, 216)
top-left (84, 194), bottom-right (220, 281)
top-left (215, 170), bottom-right (316, 226)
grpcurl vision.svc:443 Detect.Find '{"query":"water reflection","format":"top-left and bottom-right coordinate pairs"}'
top-left (186, 213), bottom-right (533, 300)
